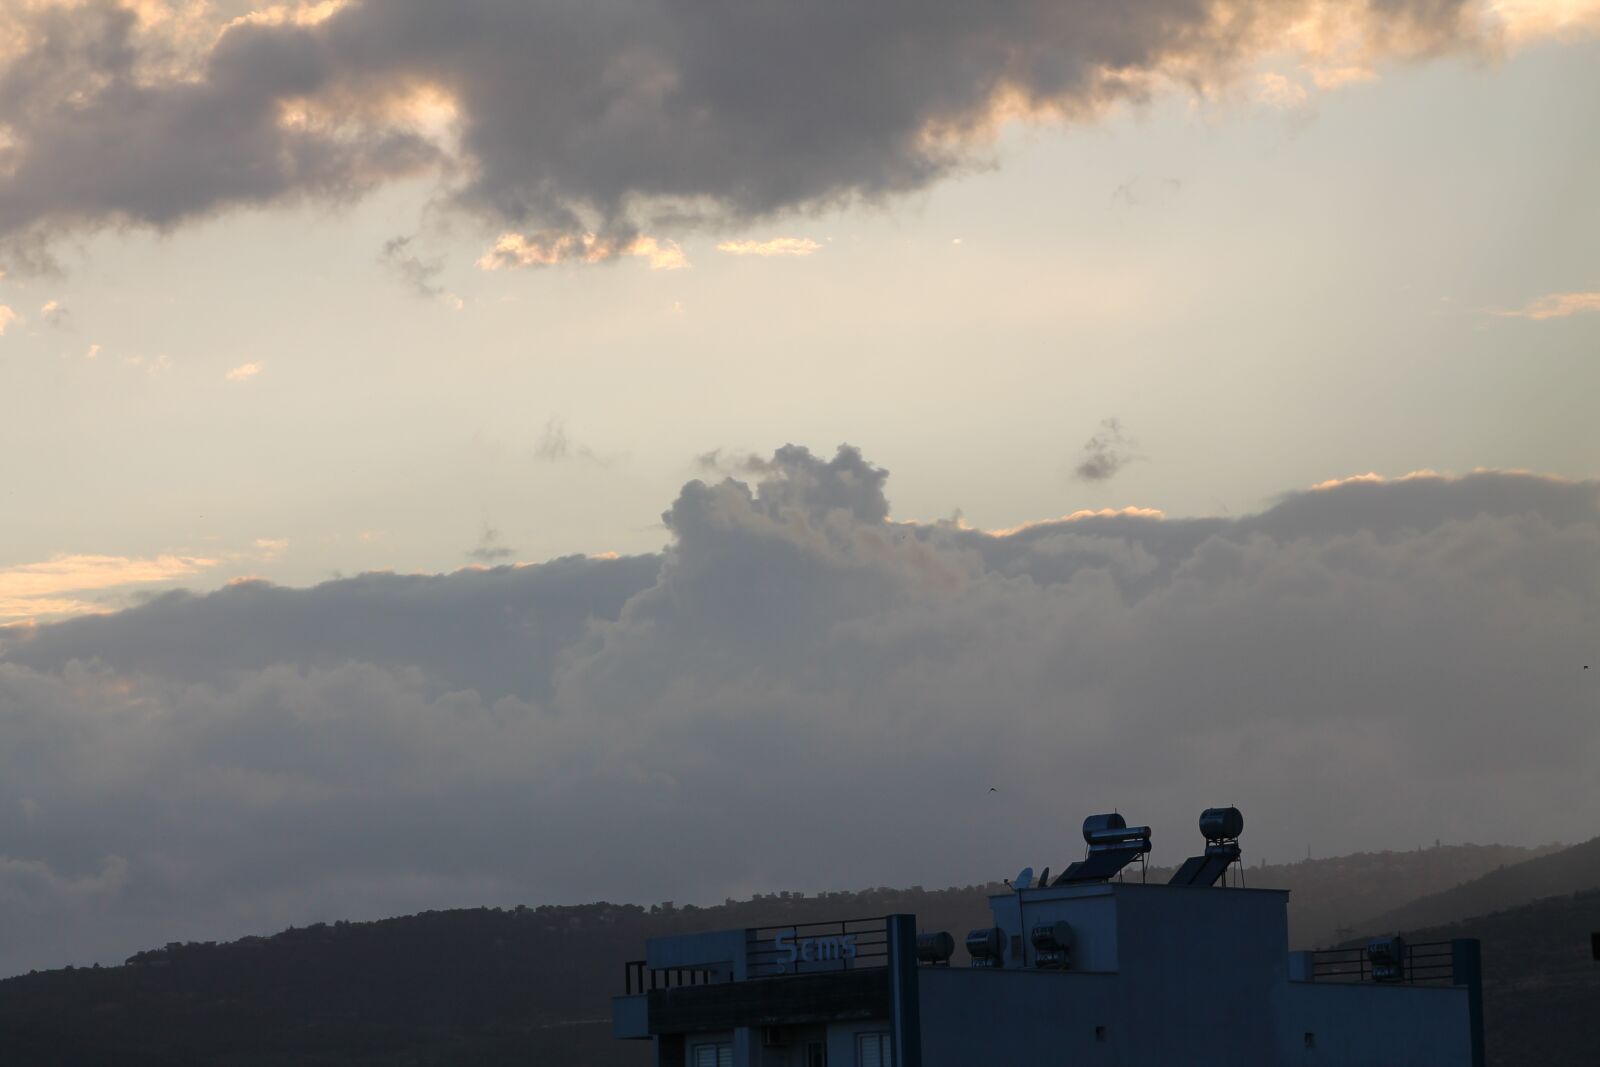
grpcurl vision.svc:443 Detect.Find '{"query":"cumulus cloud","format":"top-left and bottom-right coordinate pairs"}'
top-left (716, 237), bottom-right (821, 257)
top-left (1, 0), bottom-right (1583, 268)
top-left (1073, 417), bottom-right (1140, 482)
top-left (0, 449), bottom-right (1596, 974)
top-left (224, 361), bottom-right (262, 382)
top-left (1498, 290), bottom-right (1600, 320)
top-left (0, 305), bottom-right (14, 334)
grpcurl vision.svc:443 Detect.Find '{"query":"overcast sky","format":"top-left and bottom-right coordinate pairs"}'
top-left (0, 0), bottom-right (1597, 976)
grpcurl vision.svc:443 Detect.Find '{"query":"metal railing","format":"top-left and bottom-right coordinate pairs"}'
top-left (623, 961), bottom-right (721, 996)
top-left (1310, 940), bottom-right (1458, 984)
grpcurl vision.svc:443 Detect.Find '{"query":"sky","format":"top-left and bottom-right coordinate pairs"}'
top-left (0, 0), bottom-right (1597, 975)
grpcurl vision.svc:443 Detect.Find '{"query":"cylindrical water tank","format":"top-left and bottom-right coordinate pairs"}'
top-left (1199, 807), bottom-right (1245, 841)
top-left (917, 931), bottom-right (955, 964)
top-left (966, 927), bottom-right (1004, 960)
top-left (1082, 813), bottom-right (1127, 841)
top-left (1030, 921), bottom-right (1074, 952)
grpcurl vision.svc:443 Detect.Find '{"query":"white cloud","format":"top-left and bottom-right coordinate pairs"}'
top-left (1497, 291), bottom-right (1600, 320)
top-left (122, 353), bottom-right (174, 374)
top-left (0, 306), bottom-right (16, 335)
top-left (477, 231), bottom-right (688, 271)
top-left (0, 553), bottom-right (216, 624)
top-left (1487, 0), bottom-right (1600, 46)
top-left (37, 299), bottom-right (70, 327)
top-left (224, 361), bottom-right (263, 382)
top-left (715, 237), bottom-right (821, 257)
top-left (1255, 71), bottom-right (1310, 110)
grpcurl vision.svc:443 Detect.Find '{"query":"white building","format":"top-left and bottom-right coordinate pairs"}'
top-left (612, 810), bottom-right (1484, 1067)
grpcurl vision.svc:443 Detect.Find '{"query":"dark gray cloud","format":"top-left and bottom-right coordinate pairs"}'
top-left (466, 523), bottom-right (516, 564)
top-left (0, 0), bottom-right (1482, 265)
top-left (379, 235), bottom-right (447, 299)
top-left (1074, 417), bottom-right (1139, 481)
top-left (2, 450), bottom-right (1595, 978)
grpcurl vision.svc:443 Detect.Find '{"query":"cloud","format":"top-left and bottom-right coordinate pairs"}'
top-left (1073, 417), bottom-right (1140, 482)
top-left (122, 353), bottom-right (174, 374)
top-left (224, 361), bottom-right (262, 382)
top-left (533, 417), bottom-right (600, 463)
top-left (0, 553), bottom-right (217, 625)
top-left (38, 299), bottom-right (69, 327)
top-left (0, 305), bottom-right (14, 333)
top-left (1255, 71), bottom-right (1311, 110)
top-left (0, 454), bottom-right (1596, 974)
top-left (379, 234), bottom-right (446, 296)
top-left (476, 231), bottom-right (687, 271)
top-left (716, 237), bottom-right (821, 257)
top-left (1, 0), bottom-right (1580, 267)
top-left (1488, 0), bottom-right (1600, 46)
top-left (467, 523), bottom-right (515, 564)
top-left (1497, 291), bottom-right (1600, 320)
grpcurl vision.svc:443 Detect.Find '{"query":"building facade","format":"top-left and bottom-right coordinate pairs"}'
top-left (613, 816), bottom-right (1483, 1066)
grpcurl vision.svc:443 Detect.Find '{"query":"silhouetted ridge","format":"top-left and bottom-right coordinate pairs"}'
top-left (1354, 835), bottom-right (1600, 936)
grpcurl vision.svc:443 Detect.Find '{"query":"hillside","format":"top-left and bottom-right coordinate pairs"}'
top-left (1374, 887), bottom-right (1600, 1067)
top-left (0, 843), bottom-right (1570, 1066)
top-left (1145, 841), bottom-right (1562, 947)
top-left (1355, 835), bottom-right (1600, 937)
top-left (0, 887), bottom-right (996, 1067)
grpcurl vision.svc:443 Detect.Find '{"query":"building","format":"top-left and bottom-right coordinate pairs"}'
top-left (611, 809), bottom-right (1484, 1066)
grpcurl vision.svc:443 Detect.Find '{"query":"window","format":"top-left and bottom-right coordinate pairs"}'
top-left (806, 1041), bottom-right (827, 1067)
top-left (692, 1042), bottom-right (732, 1067)
top-left (855, 1031), bottom-right (891, 1067)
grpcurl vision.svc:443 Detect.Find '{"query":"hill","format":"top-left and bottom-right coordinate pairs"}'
top-left (1368, 887), bottom-right (1600, 1067)
top-left (0, 843), bottom-right (1568, 1065)
top-left (1144, 841), bottom-right (1561, 947)
top-left (0, 887), bottom-right (995, 1067)
top-left (1354, 835), bottom-right (1600, 937)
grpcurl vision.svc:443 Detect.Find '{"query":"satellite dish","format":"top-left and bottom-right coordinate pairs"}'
top-left (1037, 866), bottom-right (1051, 889)
top-left (1013, 866), bottom-right (1034, 890)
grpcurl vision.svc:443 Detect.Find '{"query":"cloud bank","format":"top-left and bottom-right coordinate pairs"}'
top-left (2, 0), bottom-right (1589, 267)
top-left (1, 447), bottom-right (1596, 975)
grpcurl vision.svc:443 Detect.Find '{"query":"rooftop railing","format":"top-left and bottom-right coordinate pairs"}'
top-left (622, 960), bottom-right (721, 997)
top-left (1310, 940), bottom-right (1458, 985)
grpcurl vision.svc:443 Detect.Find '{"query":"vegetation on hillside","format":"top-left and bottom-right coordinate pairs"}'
top-left (0, 841), bottom-right (1585, 1066)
